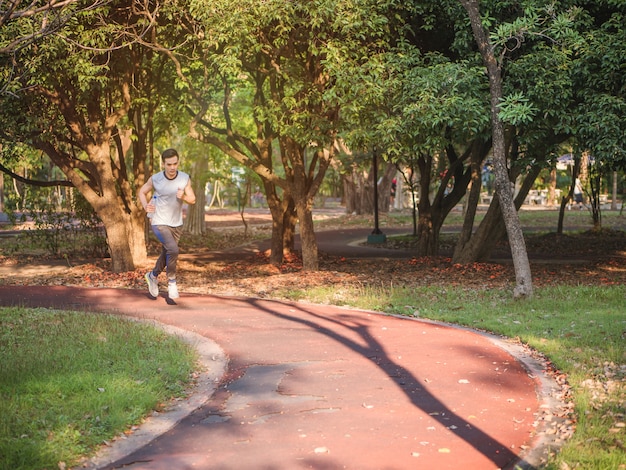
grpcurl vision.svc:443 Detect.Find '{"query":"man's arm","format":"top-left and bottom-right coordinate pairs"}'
top-left (138, 178), bottom-right (154, 211)
top-left (180, 179), bottom-right (196, 205)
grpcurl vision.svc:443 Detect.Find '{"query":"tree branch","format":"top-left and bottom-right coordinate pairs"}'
top-left (0, 161), bottom-right (73, 187)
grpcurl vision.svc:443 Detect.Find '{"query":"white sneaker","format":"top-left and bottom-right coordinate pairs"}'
top-left (145, 272), bottom-right (159, 297)
top-left (168, 281), bottom-right (179, 299)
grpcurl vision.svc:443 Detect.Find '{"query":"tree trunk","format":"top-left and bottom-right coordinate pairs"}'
top-left (415, 184), bottom-right (443, 256)
top-left (341, 156), bottom-right (396, 216)
top-left (548, 168), bottom-right (557, 206)
top-left (343, 168), bottom-right (361, 215)
top-left (611, 171), bottom-right (618, 211)
top-left (238, 181), bottom-right (250, 236)
top-left (378, 162), bottom-right (397, 214)
top-left (589, 166), bottom-right (602, 229)
top-left (453, 154), bottom-right (482, 260)
top-left (460, 0), bottom-right (533, 298)
top-left (415, 153), bottom-right (435, 255)
top-left (207, 180), bottom-right (222, 209)
top-left (454, 165), bottom-right (540, 263)
top-left (0, 167), bottom-right (4, 213)
top-left (99, 206), bottom-right (136, 272)
top-left (362, 168), bottom-right (374, 215)
top-left (417, 213), bottom-right (440, 256)
top-left (95, 147), bottom-right (145, 272)
top-left (184, 155), bottom-right (208, 235)
top-left (287, 143), bottom-right (330, 270)
top-left (38, 138), bottom-right (146, 272)
top-left (282, 198), bottom-right (297, 256)
top-left (413, 141), bottom-right (477, 257)
top-left (455, 197), bottom-right (505, 263)
top-left (265, 184), bottom-right (288, 265)
top-left (295, 200), bottom-right (318, 270)
top-left (557, 158), bottom-right (582, 234)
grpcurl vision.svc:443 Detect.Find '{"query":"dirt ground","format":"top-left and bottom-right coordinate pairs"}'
top-left (1, 208), bottom-right (624, 298)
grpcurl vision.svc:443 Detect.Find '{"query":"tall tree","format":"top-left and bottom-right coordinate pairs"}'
top-left (459, 0), bottom-right (533, 298)
top-left (333, 38), bottom-right (494, 256)
top-left (154, 0), bottom-right (408, 270)
top-left (571, 4), bottom-right (626, 226)
top-left (0, 0), bottom-right (174, 271)
top-left (390, 53), bottom-right (491, 256)
top-left (456, 1), bottom-right (626, 267)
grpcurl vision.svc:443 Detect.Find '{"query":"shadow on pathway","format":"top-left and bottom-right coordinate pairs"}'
top-left (0, 285), bottom-right (566, 470)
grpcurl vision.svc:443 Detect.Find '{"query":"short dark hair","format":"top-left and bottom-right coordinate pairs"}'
top-left (161, 148), bottom-right (179, 162)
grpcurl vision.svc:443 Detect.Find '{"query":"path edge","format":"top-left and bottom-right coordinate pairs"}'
top-left (75, 318), bottom-right (228, 470)
top-left (382, 312), bottom-right (571, 470)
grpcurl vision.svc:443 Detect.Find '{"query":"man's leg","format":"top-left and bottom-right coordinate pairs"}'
top-left (152, 225), bottom-right (183, 281)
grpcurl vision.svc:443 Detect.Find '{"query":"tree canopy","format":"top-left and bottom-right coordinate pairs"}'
top-left (148, 0), bottom-right (413, 269)
top-left (0, 0), bottom-right (624, 289)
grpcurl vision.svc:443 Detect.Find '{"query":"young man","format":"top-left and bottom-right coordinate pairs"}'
top-left (138, 148), bottom-right (196, 299)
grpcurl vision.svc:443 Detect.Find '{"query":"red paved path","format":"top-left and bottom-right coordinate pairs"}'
top-left (0, 285), bottom-right (560, 469)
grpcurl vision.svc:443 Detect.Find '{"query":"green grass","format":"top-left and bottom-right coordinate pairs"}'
top-left (387, 207), bottom-right (626, 230)
top-left (313, 207), bottom-right (626, 235)
top-left (284, 284), bottom-right (626, 470)
top-left (0, 307), bottom-right (198, 470)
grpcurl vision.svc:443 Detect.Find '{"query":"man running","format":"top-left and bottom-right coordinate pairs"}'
top-left (138, 148), bottom-right (196, 299)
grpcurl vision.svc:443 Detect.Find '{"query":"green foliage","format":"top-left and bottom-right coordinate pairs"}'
top-left (0, 307), bottom-right (197, 469)
top-left (337, 44), bottom-right (490, 159)
top-left (571, 9), bottom-right (626, 170)
top-left (504, 44), bottom-right (574, 144)
top-left (171, 0), bottom-right (411, 148)
top-left (497, 91), bottom-right (537, 125)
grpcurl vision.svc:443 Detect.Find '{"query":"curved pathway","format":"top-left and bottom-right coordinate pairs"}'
top-left (0, 285), bottom-right (562, 470)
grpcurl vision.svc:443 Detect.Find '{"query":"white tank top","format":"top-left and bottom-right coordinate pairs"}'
top-left (150, 170), bottom-right (190, 227)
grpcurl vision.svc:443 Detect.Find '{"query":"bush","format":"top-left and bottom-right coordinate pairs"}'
top-left (9, 188), bottom-right (108, 258)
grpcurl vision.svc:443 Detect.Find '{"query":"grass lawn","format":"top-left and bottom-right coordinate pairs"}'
top-left (0, 308), bottom-right (198, 470)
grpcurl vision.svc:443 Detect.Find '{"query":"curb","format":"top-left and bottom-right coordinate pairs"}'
top-left (76, 320), bottom-right (228, 470)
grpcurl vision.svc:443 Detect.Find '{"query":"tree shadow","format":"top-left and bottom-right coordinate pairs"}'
top-left (245, 297), bottom-right (526, 469)
top-left (0, 286), bottom-right (536, 469)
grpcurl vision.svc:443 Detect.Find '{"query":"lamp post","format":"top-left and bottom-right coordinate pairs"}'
top-left (0, 173), bottom-right (6, 223)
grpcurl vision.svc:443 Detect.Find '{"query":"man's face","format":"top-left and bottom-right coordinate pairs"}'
top-left (163, 156), bottom-right (180, 179)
